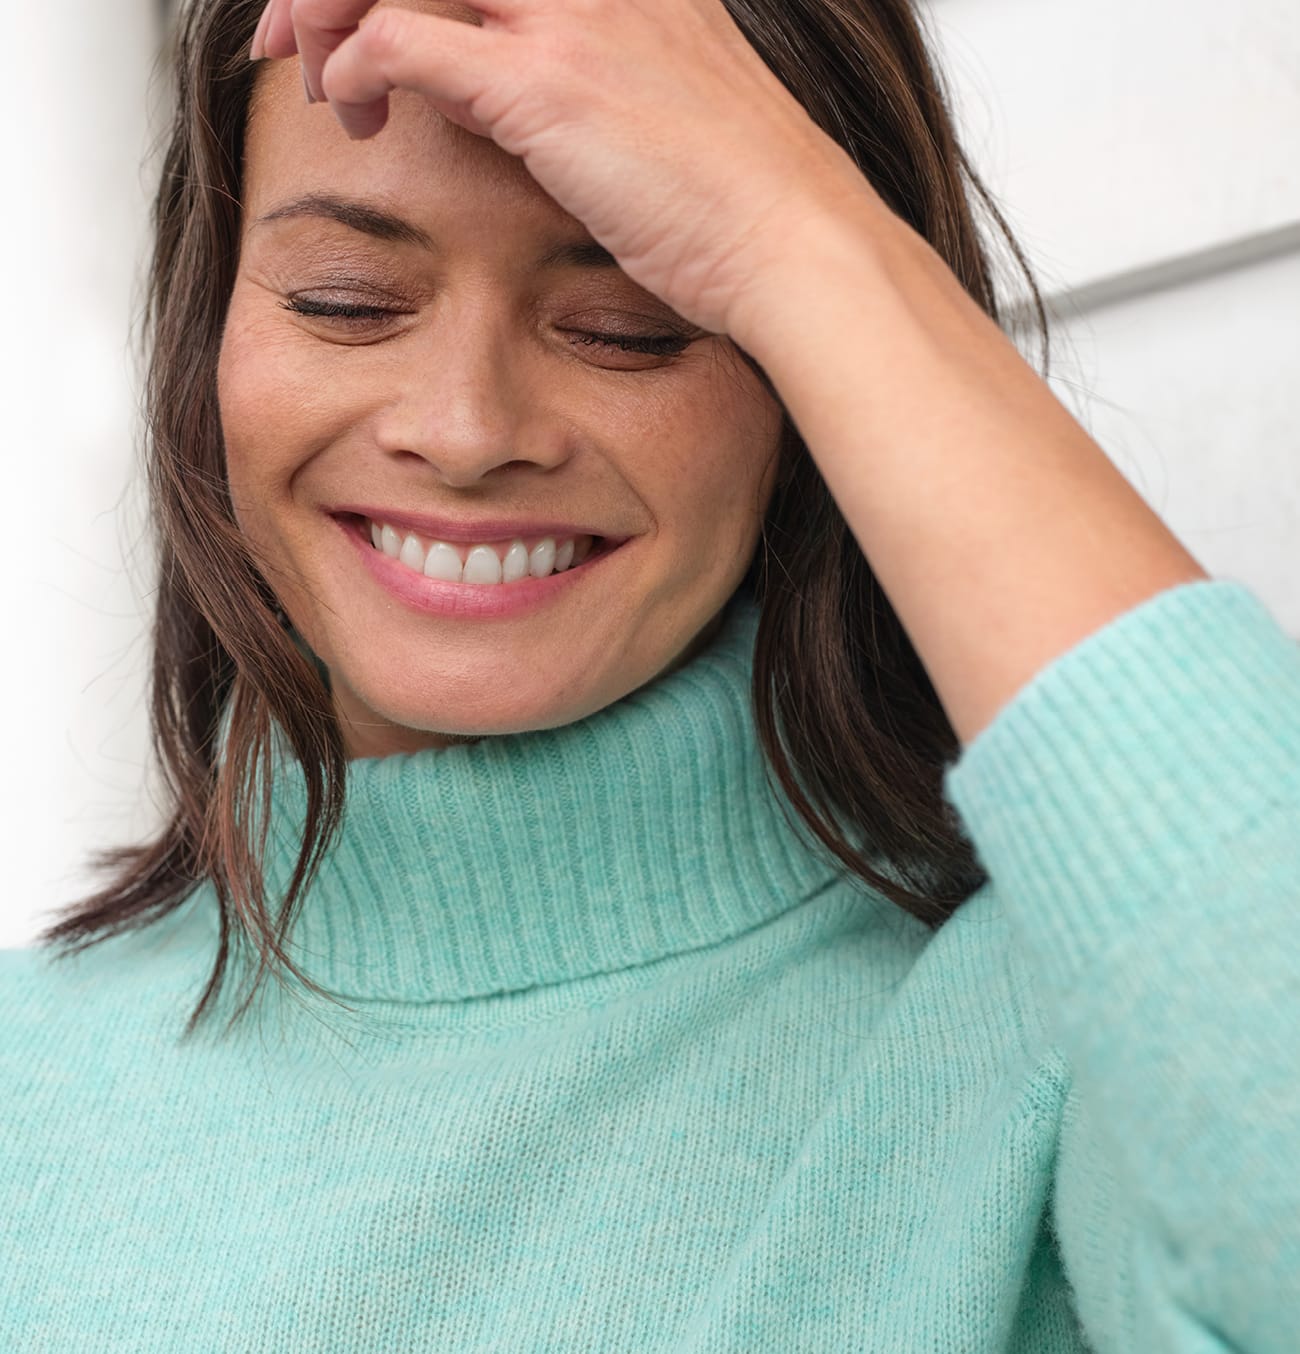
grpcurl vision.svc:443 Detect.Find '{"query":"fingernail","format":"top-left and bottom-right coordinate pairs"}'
top-left (249, 4), bottom-right (271, 60)
top-left (302, 67), bottom-right (319, 104)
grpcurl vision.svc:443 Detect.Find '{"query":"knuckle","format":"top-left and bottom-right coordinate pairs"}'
top-left (355, 6), bottom-right (409, 58)
top-left (532, 28), bottom-right (585, 81)
top-left (288, 0), bottom-right (327, 25)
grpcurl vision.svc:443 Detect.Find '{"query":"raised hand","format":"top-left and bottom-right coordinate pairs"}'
top-left (248, 0), bottom-right (874, 339)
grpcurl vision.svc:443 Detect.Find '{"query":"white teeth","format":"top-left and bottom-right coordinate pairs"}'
top-left (423, 542), bottom-right (463, 583)
top-left (462, 546), bottom-right (503, 585)
top-left (367, 518), bottom-right (598, 585)
top-left (502, 540), bottom-right (530, 583)
top-left (528, 538), bottom-right (556, 578)
top-left (398, 533), bottom-right (425, 571)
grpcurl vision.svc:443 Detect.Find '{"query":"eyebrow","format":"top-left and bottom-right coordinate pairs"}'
top-left (253, 192), bottom-right (620, 270)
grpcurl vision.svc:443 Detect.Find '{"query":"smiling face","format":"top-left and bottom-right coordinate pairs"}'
top-left (217, 44), bottom-right (784, 759)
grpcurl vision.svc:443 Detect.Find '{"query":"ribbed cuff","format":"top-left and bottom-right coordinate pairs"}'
top-left (942, 579), bottom-right (1300, 998)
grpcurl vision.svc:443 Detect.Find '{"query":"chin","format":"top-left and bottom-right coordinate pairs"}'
top-left (335, 667), bottom-right (612, 754)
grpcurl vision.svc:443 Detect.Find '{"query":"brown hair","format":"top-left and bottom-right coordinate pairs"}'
top-left (37, 0), bottom-right (1051, 1039)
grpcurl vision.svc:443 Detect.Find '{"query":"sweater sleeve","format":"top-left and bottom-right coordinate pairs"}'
top-left (941, 578), bottom-right (1300, 1354)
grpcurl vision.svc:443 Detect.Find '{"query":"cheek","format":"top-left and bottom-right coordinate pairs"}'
top-left (217, 304), bottom-right (284, 510)
top-left (216, 295), bottom-right (338, 522)
top-left (645, 378), bottom-right (781, 557)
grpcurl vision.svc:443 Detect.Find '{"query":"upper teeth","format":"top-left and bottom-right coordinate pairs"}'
top-left (369, 520), bottom-right (588, 584)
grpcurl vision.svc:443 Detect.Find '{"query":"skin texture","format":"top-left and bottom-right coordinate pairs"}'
top-left (217, 53), bottom-right (785, 759)
top-left (249, 0), bottom-right (865, 336)
top-left (241, 0), bottom-right (1209, 756)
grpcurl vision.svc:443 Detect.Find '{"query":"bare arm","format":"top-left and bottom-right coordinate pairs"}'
top-left (729, 195), bottom-right (1210, 747)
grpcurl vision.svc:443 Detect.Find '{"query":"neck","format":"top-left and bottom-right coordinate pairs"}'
top-left (252, 584), bottom-right (843, 1006)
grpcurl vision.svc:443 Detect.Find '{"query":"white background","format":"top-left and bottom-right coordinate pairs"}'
top-left (2, 0), bottom-right (1297, 946)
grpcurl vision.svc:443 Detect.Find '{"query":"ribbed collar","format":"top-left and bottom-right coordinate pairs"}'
top-left (261, 585), bottom-right (843, 1004)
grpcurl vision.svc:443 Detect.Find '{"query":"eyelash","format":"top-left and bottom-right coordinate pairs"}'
top-left (279, 298), bottom-right (692, 357)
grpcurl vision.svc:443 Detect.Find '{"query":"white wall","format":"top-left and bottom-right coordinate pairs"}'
top-left (2, 2), bottom-right (161, 947)
top-left (921, 0), bottom-right (1300, 633)
top-left (2, 0), bottom-right (1296, 946)
top-left (923, 0), bottom-right (1300, 295)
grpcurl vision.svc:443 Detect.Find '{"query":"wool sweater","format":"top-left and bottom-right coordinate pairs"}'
top-left (2, 577), bottom-right (1299, 1353)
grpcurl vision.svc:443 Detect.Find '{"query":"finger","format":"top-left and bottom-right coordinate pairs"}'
top-left (260, 0), bottom-right (304, 61)
top-left (249, 1), bottom-right (274, 60)
top-left (290, 0), bottom-right (511, 104)
top-left (291, 0), bottom-right (517, 31)
top-left (320, 7), bottom-right (506, 141)
top-left (295, 17), bottom-right (361, 104)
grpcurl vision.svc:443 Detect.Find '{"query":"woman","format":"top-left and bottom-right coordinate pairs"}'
top-left (3, 0), bottom-right (1296, 1348)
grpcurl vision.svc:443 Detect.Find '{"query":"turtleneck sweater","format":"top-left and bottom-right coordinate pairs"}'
top-left (3, 577), bottom-right (1298, 1352)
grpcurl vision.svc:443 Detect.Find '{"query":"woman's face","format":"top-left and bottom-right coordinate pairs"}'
top-left (219, 42), bottom-right (784, 758)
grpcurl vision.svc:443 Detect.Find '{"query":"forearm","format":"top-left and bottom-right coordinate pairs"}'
top-left (731, 197), bottom-right (1209, 747)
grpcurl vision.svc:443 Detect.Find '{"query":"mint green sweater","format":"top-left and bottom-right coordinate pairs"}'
top-left (3, 578), bottom-right (1298, 1352)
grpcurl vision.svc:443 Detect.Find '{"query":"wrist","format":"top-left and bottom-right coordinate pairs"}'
top-left (723, 181), bottom-right (906, 365)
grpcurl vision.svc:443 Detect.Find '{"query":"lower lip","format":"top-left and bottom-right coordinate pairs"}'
top-left (334, 516), bottom-right (629, 619)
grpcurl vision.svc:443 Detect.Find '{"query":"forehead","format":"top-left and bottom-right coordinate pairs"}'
top-left (243, 43), bottom-right (566, 237)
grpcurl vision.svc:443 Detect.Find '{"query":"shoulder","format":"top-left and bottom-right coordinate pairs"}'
top-left (0, 943), bottom-right (62, 1024)
top-left (800, 872), bottom-right (1072, 1154)
top-left (905, 876), bottom-right (1059, 1068)
top-left (0, 895), bottom-right (220, 1061)
top-left (0, 943), bottom-right (87, 1104)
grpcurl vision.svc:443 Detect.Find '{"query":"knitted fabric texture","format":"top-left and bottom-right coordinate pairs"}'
top-left (3, 578), bottom-right (1298, 1352)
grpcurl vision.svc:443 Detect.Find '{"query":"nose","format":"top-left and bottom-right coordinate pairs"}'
top-left (371, 309), bottom-right (571, 488)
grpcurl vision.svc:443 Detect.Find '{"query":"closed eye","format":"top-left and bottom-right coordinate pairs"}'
top-left (279, 298), bottom-right (694, 358)
top-left (280, 298), bottom-right (405, 324)
top-left (567, 331), bottom-right (692, 357)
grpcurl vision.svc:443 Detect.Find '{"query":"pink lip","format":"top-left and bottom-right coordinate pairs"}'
top-left (329, 505), bottom-right (624, 546)
top-left (334, 514), bottom-right (628, 620)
